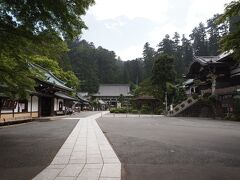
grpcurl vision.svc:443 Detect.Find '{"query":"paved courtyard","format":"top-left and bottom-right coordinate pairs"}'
top-left (1, 112), bottom-right (240, 180)
top-left (0, 111), bottom-right (100, 180)
top-left (97, 115), bottom-right (240, 180)
top-left (33, 111), bottom-right (121, 180)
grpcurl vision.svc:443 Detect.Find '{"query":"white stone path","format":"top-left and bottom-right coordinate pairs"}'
top-left (33, 112), bottom-right (121, 180)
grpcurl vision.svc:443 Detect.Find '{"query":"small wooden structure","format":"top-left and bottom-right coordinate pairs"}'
top-left (133, 95), bottom-right (159, 112)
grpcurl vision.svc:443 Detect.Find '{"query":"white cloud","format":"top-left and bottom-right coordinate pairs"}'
top-left (83, 0), bottom-right (233, 60)
top-left (88, 0), bottom-right (169, 23)
top-left (117, 45), bottom-right (143, 61)
top-left (147, 0), bottom-right (232, 48)
top-left (186, 0), bottom-right (231, 27)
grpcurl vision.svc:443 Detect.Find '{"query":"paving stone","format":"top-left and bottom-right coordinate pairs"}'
top-left (54, 177), bottom-right (76, 180)
top-left (103, 158), bottom-right (121, 164)
top-left (69, 159), bottom-right (86, 164)
top-left (33, 168), bottom-right (62, 180)
top-left (48, 164), bottom-right (66, 169)
top-left (99, 178), bottom-right (121, 180)
top-left (51, 156), bottom-right (70, 165)
top-left (33, 112), bottom-right (121, 180)
top-left (87, 157), bottom-right (103, 164)
top-left (58, 164), bottom-right (84, 177)
top-left (100, 164), bottom-right (121, 178)
top-left (79, 168), bottom-right (102, 177)
top-left (84, 164), bottom-right (103, 169)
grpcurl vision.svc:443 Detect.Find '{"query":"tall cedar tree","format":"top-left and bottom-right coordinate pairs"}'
top-left (152, 54), bottom-right (176, 98)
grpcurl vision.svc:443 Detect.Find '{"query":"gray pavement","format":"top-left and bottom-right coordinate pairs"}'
top-left (0, 111), bottom-right (99, 180)
top-left (97, 115), bottom-right (240, 180)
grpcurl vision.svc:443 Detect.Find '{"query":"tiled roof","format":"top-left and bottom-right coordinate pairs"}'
top-left (55, 92), bottom-right (77, 101)
top-left (93, 84), bottom-right (132, 97)
top-left (30, 63), bottom-right (73, 92)
top-left (194, 51), bottom-right (233, 65)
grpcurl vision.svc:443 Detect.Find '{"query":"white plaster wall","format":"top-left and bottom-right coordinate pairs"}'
top-left (30, 96), bottom-right (38, 112)
top-left (54, 98), bottom-right (64, 111)
top-left (2, 96), bottom-right (39, 114)
top-left (1, 109), bottom-right (13, 113)
top-left (54, 98), bottom-right (58, 111)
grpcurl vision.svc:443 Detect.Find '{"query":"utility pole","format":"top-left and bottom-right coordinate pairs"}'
top-left (165, 91), bottom-right (168, 114)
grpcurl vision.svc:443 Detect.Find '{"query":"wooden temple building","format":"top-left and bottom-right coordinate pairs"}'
top-left (174, 51), bottom-right (240, 117)
top-left (0, 63), bottom-right (77, 122)
top-left (92, 84), bottom-right (132, 108)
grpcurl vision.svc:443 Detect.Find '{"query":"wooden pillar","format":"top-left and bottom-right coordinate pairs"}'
top-left (38, 96), bottom-right (41, 117)
top-left (30, 95), bottom-right (33, 117)
top-left (0, 100), bottom-right (1, 119)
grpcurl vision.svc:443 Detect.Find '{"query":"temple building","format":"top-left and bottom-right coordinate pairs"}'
top-left (172, 51), bottom-right (240, 117)
top-left (0, 63), bottom-right (77, 122)
top-left (92, 84), bottom-right (132, 108)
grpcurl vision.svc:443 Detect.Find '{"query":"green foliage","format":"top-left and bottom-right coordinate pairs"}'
top-left (154, 107), bottom-right (164, 115)
top-left (152, 54), bottom-right (176, 99)
top-left (192, 93), bottom-right (199, 100)
top-left (68, 40), bottom-right (144, 93)
top-left (174, 86), bottom-right (187, 105)
top-left (202, 92), bottom-right (212, 99)
top-left (190, 23), bottom-right (209, 56)
top-left (143, 42), bottom-right (155, 78)
top-left (233, 98), bottom-right (240, 116)
top-left (217, 1), bottom-right (240, 60)
top-left (130, 109), bottom-right (139, 114)
top-left (0, 0), bottom-right (94, 98)
top-left (110, 107), bottom-right (128, 113)
top-left (0, 53), bottom-right (35, 99)
top-left (139, 105), bottom-right (154, 114)
top-left (118, 94), bottom-right (125, 104)
top-left (30, 55), bottom-right (80, 90)
top-left (0, 0), bottom-right (94, 39)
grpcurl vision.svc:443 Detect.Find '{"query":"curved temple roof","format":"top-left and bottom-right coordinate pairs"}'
top-left (29, 63), bottom-right (73, 92)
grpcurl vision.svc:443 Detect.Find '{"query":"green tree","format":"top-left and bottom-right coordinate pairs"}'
top-left (207, 14), bottom-right (222, 56)
top-left (152, 54), bottom-right (176, 100)
top-left (157, 34), bottom-right (174, 55)
top-left (31, 55), bottom-right (80, 90)
top-left (68, 40), bottom-right (99, 93)
top-left (190, 23), bottom-right (209, 56)
top-left (172, 32), bottom-right (184, 78)
top-left (0, 0), bottom-right (94, 97)
top-left (217, 0), bottom-right (240, 60)
top-left (181, 34), bottom-right (193, 72)
top-left (143, 42), bottom-right (155, 78)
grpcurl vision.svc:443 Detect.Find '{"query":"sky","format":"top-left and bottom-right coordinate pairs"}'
top-left (81, 0), bottom-right (232, 61)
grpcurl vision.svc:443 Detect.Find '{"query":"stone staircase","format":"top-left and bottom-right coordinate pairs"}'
top-left (168, 95), bottom-right (199, 117)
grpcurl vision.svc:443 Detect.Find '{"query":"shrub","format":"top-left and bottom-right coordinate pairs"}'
top-left (110, 107), bottom-right (127, 113)
top-left (131, 109), bottom-right (139, 114)
top-left (192, 93), bottom-right (198, 99)
top-left (225, 113), bottom-right (240, 121)
top-left (140, 105), bottom-right (152, 114)
top-left (203, 92), bottom-right (211, 99)
top-left (175, 107), bottom-right (179, 111)
top-left (155, 107), bottom-right (164, 115)
top-left (181, 104), bottom-right (185, 108)
top-left (187, 99), bottom-right (192, 103)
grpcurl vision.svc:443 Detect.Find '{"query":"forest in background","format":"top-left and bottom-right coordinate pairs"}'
top-left (1, 0), bottom-right (239, 101)
top-left (62, 13), bottom-right (229, 94)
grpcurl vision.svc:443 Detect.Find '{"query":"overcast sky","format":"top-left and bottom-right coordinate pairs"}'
top-left (82, 0), bottom-right (232, 61)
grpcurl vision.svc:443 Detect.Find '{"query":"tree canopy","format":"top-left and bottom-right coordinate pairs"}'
top-left (0, 0), bottom-right (94, 98)
top-left (218, 0), bottom-right (240, 60)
